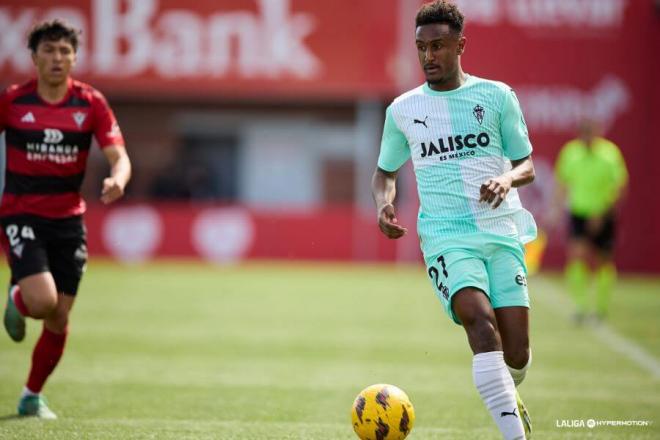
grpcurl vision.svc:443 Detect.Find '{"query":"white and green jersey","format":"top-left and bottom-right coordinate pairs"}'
top-left (378, 74), bottom-right (537, 256)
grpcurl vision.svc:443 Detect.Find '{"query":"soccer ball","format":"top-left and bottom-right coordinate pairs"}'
top-left (351, 384), bottom-right (415, 440)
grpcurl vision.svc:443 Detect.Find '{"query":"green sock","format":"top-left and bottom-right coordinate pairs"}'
top-left (595, 263), bottom-right (616, 317)
top-left (566, 259), bottom-right (589, 314)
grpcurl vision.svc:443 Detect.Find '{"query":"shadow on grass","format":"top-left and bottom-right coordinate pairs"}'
top-left (0, 414), bottom-right (28, 422)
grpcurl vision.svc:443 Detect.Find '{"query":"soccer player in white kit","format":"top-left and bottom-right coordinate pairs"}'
top-left (371, 2), bottom-right (536, 438)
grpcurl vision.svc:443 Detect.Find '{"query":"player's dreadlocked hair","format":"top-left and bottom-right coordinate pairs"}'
top-left (28, 20), bottom-right (80, 53)
top-left (415, 0), bottom-right (465, 34)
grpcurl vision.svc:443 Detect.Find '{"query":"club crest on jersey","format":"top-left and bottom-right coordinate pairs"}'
top-left (72, 111), bottom-right (87, 128)
top-left (473, 105), bottom-right (484, 125)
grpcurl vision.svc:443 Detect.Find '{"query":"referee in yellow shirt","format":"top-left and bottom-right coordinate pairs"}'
top-left (553, 119), bottom-right (628, 323)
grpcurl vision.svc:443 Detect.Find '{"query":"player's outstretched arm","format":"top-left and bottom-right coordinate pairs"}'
top-left (371, 167), bottom-right (408, 239)
top-left (480, 155), bottom-right (535, 209)
top-left (101, 145), bottom-right (132, 204)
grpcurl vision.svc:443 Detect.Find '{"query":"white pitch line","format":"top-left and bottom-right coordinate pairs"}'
top-left (590, 324), bottom-right (660, 380)
top-left (532, 278), bottom-right (660, 380)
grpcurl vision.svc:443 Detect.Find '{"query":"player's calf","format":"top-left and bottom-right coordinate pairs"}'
top-left (507, 350), bottom-right (532, 387)
top-left (474, 351), bottom-right (526, 440)
top-left (17, 272), bottom-right (59, 318)
top-left (22, 325), bottom-right (68, 408)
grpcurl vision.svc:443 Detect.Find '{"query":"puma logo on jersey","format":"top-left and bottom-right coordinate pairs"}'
top-left (501, 408), bottom-right (518, 418)
top-left (21, 112), bottom-right (35, 123)
top-left (414, 116), bottom-right (429, 128)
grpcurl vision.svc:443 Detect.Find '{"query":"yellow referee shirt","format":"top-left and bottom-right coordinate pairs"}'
top-left (555, 137), bottom-right (628, 217)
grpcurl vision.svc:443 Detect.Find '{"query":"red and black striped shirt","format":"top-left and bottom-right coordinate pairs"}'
top-left (0, 78), bottom-right (124, 218)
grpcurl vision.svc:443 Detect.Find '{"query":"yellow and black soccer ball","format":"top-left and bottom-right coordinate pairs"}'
top-left (351, 384), bottom-right (415, 440)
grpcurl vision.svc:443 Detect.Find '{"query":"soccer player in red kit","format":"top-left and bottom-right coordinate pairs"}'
top-left (0, 20), bottom-right (131, 418)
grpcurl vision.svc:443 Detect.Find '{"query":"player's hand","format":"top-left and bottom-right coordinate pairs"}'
top-left (479, 175), bottom-right (513, 209)
top-left (377, 203), bottom-right (408, 239)
top-left (101, 177), bottom-right (125, 204)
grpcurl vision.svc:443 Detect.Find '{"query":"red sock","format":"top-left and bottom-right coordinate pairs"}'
top-left (26, 326), bottom-right (68, 393)
top-left (11, 286), bottom-right (30, 317)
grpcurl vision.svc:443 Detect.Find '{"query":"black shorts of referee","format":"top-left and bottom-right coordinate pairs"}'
top-left (568, 211), bottom-right (616, 253)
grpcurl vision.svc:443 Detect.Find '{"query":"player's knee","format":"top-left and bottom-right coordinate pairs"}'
top-left (462, 314), bottom-right (500, 353)
top-left (505, 346), bottom-right (530, 369)
top-left (29, 296), bottom-right (58, 318)
top-left (461, 309), bottom-right (491, 328)
top-left (46, 315), bottom-right (69, 333)
top-left (44, 306), bottom-right (70, 333)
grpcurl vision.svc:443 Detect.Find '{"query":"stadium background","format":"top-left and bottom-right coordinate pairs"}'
top-left (1, 2), bottom-right (659, 439)
top-left (0, 0), bottom-right (658, 271)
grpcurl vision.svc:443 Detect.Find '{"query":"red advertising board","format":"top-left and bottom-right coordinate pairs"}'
top-left (83, 203), bottom-right (400, 263)
top-left (0, 0), bottom-right (400, 100)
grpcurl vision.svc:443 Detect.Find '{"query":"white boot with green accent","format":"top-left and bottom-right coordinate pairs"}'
top-left (4, 285), bottom-right (26, 342)
top-left (17, 394), bottom-right (57, 420)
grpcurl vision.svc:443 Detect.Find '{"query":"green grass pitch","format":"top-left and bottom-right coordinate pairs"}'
top-left (0, 261), bottom-right (658, 439)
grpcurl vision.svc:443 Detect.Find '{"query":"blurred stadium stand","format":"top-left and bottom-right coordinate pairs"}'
top-left (0, 0), bottom-right (658, 271)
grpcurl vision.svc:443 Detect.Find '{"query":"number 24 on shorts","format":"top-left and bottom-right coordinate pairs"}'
top-left (5, 224), bottom-right (36, 247)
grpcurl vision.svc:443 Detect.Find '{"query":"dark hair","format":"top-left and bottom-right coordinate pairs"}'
top-left (415, 0), bottom-right (465, 34)
top-left (27, 20), bottom-right (80, 53)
